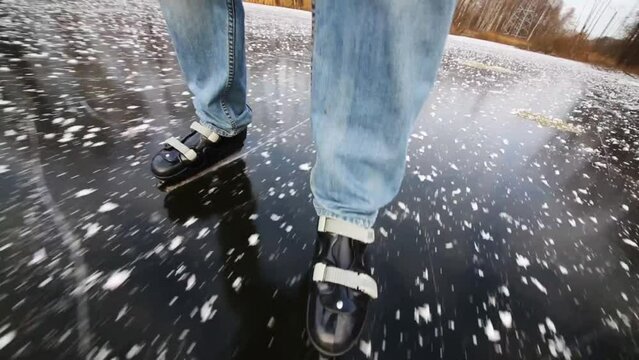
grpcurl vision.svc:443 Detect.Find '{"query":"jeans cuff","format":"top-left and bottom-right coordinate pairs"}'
top-left (195, 107), bottom-right (251, 137)
top-left (313, 200), bottom-right (376, 229)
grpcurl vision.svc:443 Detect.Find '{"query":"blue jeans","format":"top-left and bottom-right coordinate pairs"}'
top-left (160, 0), bottom-right (455, 228)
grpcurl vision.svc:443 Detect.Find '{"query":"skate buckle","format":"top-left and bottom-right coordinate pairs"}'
top-left (312, 262), bottom-right (378, 299)
top-left (164, 137), bottom-right (197, 161)
top-left (317, 216), bottom-right (374, 244)
top-left (190, 122), bottom-right (221, 143)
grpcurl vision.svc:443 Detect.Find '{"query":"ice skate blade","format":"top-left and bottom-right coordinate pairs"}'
top-left (157, 149), bottom-right (242, 193)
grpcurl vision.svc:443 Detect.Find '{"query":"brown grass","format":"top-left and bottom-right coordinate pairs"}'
top-left (455, 30), bottom-right (529, 48)
top-left (246, 0), bottom-right (311, 11)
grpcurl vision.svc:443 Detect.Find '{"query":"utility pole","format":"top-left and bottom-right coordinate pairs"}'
top-left (503, 1), bottom-right (538, 38)
top-left (527, 0), bottom-right (555, 41)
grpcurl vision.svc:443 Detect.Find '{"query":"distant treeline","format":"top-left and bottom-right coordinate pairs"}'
top-left (453, 0), bottom-right (638, 71)
top-left (245, 0), bottom-right (638, 72)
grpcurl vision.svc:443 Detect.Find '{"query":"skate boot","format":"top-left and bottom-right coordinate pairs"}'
top-left (151, 122), bottom-right (246, 189)
top-left (306, 216), bottom-right (378, 357)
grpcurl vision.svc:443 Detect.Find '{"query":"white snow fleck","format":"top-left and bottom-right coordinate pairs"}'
top-left (197, 228), bottom-right (210, 239)
top-left (0, 331), bottom-right (17, 350)
top-left (499, 311), bottom-right (513, 328)
top-left (74, 188), bottom-right (96, 198)
top-left (384, 210), bottom-right (398, 220)
top-left (620, 261), bottom-right (630, 271)
top-left (499, 212), bottom-right (514, 223)
top-left (515, 254), bottom-right (531, 269)
top-left (121, 124), bottom-right (149, 137)
top-left (28, 248), bottom-right (47, 265)
top-left (98, 202), bottom-right (119, 213)
top-left (484, 320), bottom-right (501, 342)
top-left (359, 339), bottom-right (372, 358)
top-left (545, 317), bottom-right (557, 333)
top-left (126, 344), bottom-right (144, 359)
top-left (415, 304), bottom-right (431, 324)
top-left (183, 217), bottom-right (197, 227)
top-left (270, 214), bottom-right (282, 221)
top-left (186, 275), bottom-right (196, 290)
top-left (471, 202), bottom-right (478, 211)
top-left (530, 277), bottom-right (548, 294)
top-left (232, 277), bottom-right (243, 292)
top-left (622, 238), bottom-right (638, 248)
top-left (605, 317), bottom-right (619, 331)
top-left (84, 223), bottom-right (101, 239)
top-left (65, 125), bottom-right (84, 133)
top-left (298, 163), bottom-right (312, 171)
top-left (200, 295), bottom-right (218, 322)
top-left (248, 234), bottom-right (260, 246)
top-left (103, 270), bottom-right (131, 290)
top-left (480, 230), bottom-right (492, 241)
top-left (169, 236), bottom-right (183, 251)
top-left (0, 165), bottom-right (9, 174)
top-left (93, 345), bottom-right (111, 360)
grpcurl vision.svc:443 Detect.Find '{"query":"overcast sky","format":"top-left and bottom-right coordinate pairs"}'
top-left (562, 0), bottom-right (638, 38)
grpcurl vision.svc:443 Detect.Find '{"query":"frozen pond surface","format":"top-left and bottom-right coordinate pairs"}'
top-left (1, 1), bottom-right (638, 359)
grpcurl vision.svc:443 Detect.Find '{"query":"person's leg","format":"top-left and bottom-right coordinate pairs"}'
top-left (307, 0), bottom-right (455, 355)
top-left (311, 0), bottom-right (455, 228)
top-left (159, 0), bottom-right (251, 136)
top-left (152, 0), bottom-right (250, 186)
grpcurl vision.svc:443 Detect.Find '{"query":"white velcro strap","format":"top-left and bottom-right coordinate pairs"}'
top-left (312, 263), bottom-right (378, 299)
top-left (164, 137), bottom-right (197, 161)
top-left (190, 122), bottom-right (220, 143)
top-left (317, 216), bottom-right (374, 244)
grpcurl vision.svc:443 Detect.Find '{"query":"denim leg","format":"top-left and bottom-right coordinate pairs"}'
top-left (160, 0), bottom-right (251, 137)
top-left (310, 0), bottom-right (456, 228)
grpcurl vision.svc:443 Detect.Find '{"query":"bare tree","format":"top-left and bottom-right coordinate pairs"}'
top-left (617, 12), bottom-right (639, 67)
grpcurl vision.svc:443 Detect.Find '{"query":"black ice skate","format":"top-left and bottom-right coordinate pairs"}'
top-left (151, 121), bottom-right (246, 192)
top-left (306, 216), bottom-right (378, 357)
